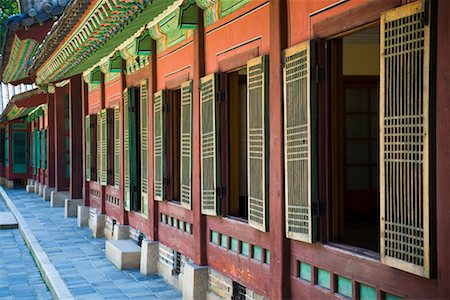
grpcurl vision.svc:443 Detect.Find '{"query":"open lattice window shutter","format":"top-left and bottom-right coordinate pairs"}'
top-left (200, 73), bottom-right (220, 216)
top-left (123, 88), bottom-right (131, 211)
top-left (36, 130), bottom-right (41, 169)
top-left (140, 80), bottom-right (149, 216)
top-left (97, 112), bottom-right (102, 183)
top-left (101, 109), bottom-right (108, 186)
top-left (42, 129), bottom-right (47, 170)
top-left (180, 80), bottom-right (193, 210)
top-left (154, 90), bottom-right (165, 201)
top-left (283, 41), bottom-right (317, 243)
top-left (90, 114), bottom-right (97, 182)
top-left (247, 56), bottom-right (269, 232)
top-left (380, 0), bottom-right (431, 278)
top-left (31, 128), bottom-right (36, 174)
top-left (114, 107), bottom-right (120, 188)
top-left (85, 115), bottom-right (92, 181)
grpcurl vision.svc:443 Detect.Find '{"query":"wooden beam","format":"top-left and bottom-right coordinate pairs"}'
top-left (313, 0), bottom-right (401, 38)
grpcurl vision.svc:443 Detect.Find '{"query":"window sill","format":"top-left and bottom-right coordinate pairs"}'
top-left (224, 215), bottom-right (248, 224)
top-left (323, 242), bottom-right (380, 261)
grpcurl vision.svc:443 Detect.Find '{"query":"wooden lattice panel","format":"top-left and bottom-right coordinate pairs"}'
top-left (123, 88), bottom-right (130, 211)
top-left (380, 0), bottom-right (430, 278)
top-left (283, 41), bottom-right (314, 243)
top-left (85, 115), bottom-right (91, 181)
top-left (114, 107), bottom-right (120, 188)
top-left (200, 73), bottom-right (219, 216)
top-left (101, 109), bottom-right (108, 186)
top-left (140, 80), bottom-right (149, 216)
top-left (97, 112), bottom-right (102, 183)
top-left (247, 56), bottom-right (269, 232)
top-left (154, 90), bottom-right (165, 201)
top-left (180, 80), bottom-right (193, 210)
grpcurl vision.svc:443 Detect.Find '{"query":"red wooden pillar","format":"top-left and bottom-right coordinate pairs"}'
top-left (54, 86), bottom-right (67, 191)
top-left (47, 93), bottom-right (55, 188)
top-left (69, 75), bottom-right (83, 199)
top-left (269, 0), bottom-right (290, 299)
top-left (148, 39), bottom-right (158, 240)
top-left (192, 9), bottom-right (207, 266)
top-left (82, 78), bottom-right (89, 205)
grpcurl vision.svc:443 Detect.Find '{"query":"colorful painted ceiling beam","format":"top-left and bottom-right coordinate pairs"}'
top-left (0, 21), bottom-right (54, 85)
top-left (35, 0), bottom-right (185, 85)
top-left (0, 89), bottom-right (46, 122)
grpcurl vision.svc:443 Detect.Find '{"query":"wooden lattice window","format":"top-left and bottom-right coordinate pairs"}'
top-left (247, 56), bottom-right (269, 232)
top-left (200, 73), bottom-right (220, 216)
top-left (154, 90), bottom-right (165, 201)
top-left (380, 0), bottom-right (431, 278)
top-left (140, 80), bottom-right (149, 216)
top-left (114, 107), bottom-right (120, 188)
top-left (283, 41), bottom-right (317, 243)
top-left (180, 80), bottom-right (193, 210)
top-left (97, 111), bottom-right (102, 183)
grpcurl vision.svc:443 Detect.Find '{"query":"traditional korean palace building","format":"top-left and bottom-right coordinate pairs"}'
top-left (0, 0), bottom-right (449, 299)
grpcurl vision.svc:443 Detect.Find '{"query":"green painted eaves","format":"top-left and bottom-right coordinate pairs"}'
top-left (67, 0), bottom-right (178, 78)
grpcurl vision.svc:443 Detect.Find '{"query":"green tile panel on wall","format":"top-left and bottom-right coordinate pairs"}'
top-left (317, 268), bottom-right (331, 290)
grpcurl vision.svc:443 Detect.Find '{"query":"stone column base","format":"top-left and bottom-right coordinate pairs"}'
top-left (43, 186), bottom-right (55, 201)
top-left (26, 185), bottom-right (35, 193)
top-left (5, 180), bottom-right (14, 189)
top-left (38, 184), bottom-right (46, 197)
top-left (89, 212), bottom-right (106, 238)
top-left (77, 206), bottom-right (90, 227)
top-left (183, 262), bottom-right (208, 300)
top-left (140, 240), bottom-right (159, 275)
top-left (50, 191), bottom-right (70, 207)
top-left (64, 199), bottom-right (83, 218)
top-left (34, 181), bottom-right (40, 195)
top-left (113, 225), bottom-right (130, 240)
top-left (27, 178), bottom-right (35, 186)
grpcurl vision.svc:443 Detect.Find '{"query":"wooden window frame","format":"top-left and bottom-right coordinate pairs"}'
top-left (221, 66), bottom-right (248, 222)
top-left (165, 87), bottom-right (182, 204)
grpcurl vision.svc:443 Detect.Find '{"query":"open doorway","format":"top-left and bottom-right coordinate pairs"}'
top-left (331, 26), bottom-right (380, 253)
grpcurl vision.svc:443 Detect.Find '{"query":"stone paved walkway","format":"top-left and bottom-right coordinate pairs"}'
top-left (0, 195), bottom-right (53, 300)
top-left (2, 188), bottom-right (182, 300)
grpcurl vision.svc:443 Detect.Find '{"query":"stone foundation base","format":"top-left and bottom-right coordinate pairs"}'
top-left (89, 211), bottom-right (105, 238)
top-left (26, 185), bottom-right (35, 193)
top-left (113, 225), bottom-right (130, 240)
top-left (50, 191), bottom-right (69, 207)
top-left (77, 206), bottom-right (89, 227)
top-left (140, 240), bottom-right (159, 275)
top-left (38, 184), bottom-right (46, 197)
top-left (64, 199), bottom-right (83, 218)
top-left (5, 180), bottom-right (14, 189)
top-left (43, 186), bottom-right (55, 201)
top-left (105, 240), bottom-right (141, 270)
top-left (183, 262), bottom-right (208, 300)
top-left (34, 182), bottom-right (40, 195)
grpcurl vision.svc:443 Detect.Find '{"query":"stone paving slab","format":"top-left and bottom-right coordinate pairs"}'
top-left (1, 188), bottom-right (182, 300)
top-left (0, 203), bottom-right (53, 299)
top-left (0, 212), bottom-right (18, 229)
